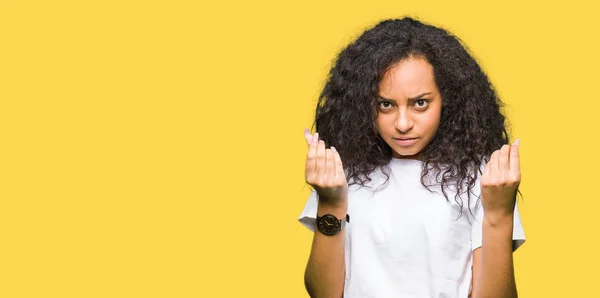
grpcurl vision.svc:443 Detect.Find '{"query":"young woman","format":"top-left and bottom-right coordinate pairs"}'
top-left (298, 17), bottom-right (526, 298)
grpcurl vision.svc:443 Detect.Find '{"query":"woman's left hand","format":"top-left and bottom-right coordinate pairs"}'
top-left (480, 139), bottom-right (521, 220)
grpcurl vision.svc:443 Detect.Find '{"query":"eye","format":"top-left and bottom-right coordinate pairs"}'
top-left (414, 99), bottom-right (429, 109)
top-left (378, 101), bottom-right (393, 109)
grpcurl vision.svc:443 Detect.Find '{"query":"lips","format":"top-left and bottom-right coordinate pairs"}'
top-left (393, 137), bottom-right (418, 147)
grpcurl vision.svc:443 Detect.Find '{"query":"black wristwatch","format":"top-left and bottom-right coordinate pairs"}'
top-left (316, 214), bottom-right (350, 236)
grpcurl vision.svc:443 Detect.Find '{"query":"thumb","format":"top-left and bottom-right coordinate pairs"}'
top-left (304, 128), bottom-right (313, 146)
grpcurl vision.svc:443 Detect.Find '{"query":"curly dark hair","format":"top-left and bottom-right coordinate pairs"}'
top-left (312, 17), bottom-right (518, 213)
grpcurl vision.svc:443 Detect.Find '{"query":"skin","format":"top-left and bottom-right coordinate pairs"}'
top-left (375, 57), bottom-right (442, 160)
top-left (302, 57), bottom-right (522, 298)
top-left (471, 141), bottom-right (521, 298)
top-left (303, 130), bottom-right (348, 298)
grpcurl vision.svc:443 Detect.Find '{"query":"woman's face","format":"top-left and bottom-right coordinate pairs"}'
top-left (376, 57), bottom-right (442, 160)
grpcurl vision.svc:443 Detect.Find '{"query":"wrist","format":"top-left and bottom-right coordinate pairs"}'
top-left (317, 192), bottom-right (347, 209)
top-left (483, 211), bottom-right (514, 229)
top-left (317, 200), bottom-right (348, 219)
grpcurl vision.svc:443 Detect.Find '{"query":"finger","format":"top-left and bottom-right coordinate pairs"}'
top-left (315, 140), bottom-right (326, 183)
top-left (304, 128), bottom-right (313, 146)
top-left (326, 148), bottom-right (335, 183)
top-left (499, 144), bottom-right (510, 173)
top-left (305, 133), bottom-right (319, 181)
top-left (483, 158), bottom-right (490, 178)
top-left (510, 142), bottom-right (520, 179)
top-left (490, 150), bottom-right (499, 175)
top-left (332, 146), bottom-right (344, 181)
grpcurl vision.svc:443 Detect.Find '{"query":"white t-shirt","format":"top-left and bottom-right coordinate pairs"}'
top-left (298, 157), bottom-right (526, 298)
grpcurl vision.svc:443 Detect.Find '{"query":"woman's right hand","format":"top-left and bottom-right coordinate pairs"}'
top-left (304, 128), bottom-right (349, 207)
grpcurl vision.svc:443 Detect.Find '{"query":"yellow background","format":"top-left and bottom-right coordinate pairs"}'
top-left (1, 0), bottom-right (598, 297)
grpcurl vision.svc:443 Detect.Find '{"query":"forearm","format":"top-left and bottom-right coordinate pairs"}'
top-left (304, 202), bottom-right (347, 298)
top-left (474, 213), bottom-right (518, 298)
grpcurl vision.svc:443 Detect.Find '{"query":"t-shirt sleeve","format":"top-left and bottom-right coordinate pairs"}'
top-left (298, 190), bottom-right (319, 232)
top-left (471, 199), bottom-right (526, 251)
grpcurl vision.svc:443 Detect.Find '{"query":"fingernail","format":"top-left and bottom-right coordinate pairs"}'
top-left (513, 138), bottom-right (520, 146)
top-left (331, 146), bottom-right (337, 152)
top-left (304, 128), bottom-right (309, 135)
top-left (313, 132), bottom-right (319, 144)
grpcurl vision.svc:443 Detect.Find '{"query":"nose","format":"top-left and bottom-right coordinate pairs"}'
top-left (395, 108), bottom-right (414, 133)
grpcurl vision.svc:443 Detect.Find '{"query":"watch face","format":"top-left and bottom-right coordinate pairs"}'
top-left (317, 214), bottom-right (341, 236)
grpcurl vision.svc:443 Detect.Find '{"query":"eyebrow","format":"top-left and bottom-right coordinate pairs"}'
top-left (377, 92), bottom-right (432, 101)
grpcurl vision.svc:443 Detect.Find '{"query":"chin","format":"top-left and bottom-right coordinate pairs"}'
top-left (392, 149), bottom-right (422, 159)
